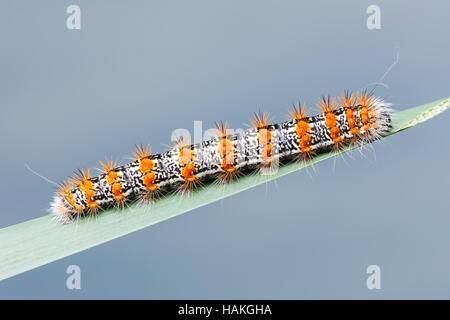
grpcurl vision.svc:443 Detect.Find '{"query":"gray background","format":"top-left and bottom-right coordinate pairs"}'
top-left (1, 0), bottom-right (449, 299)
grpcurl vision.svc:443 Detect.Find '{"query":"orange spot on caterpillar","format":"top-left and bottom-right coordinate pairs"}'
top-left (358, 101), bottom-right (378, 132)
top-left (330, 126), bottom-right (340, 137)
top-left (139, 158), bottom-right (155, 173)
top-left (347, 117), bottom-right (356, 128)
top-left (174, 136), bottom-right (198, 185)
top-left (111, 182), bottom-right (125, 200)
top-left (258, 128), bottom-right (271, 146)
top-left (100, 159), bottom-right (121, 184)
top-left (325, 112), bottom-right (337, 128)
top-left (251, 112), bottom-right (276, 164)
top-left (360, 107), bottom-right (370, 123)
top-left (318, 96), bottom-right (346, 146)
top-left (346, 108), bottom-right (354, 119)
top-left (350, 127), bottom-right (360, 135)
top-left (85, 189), bottom-right (95, 198)
top-left (216, 122), bottom-right (234, 155)
top-left (223, 151), bottom-right (235, 165)
top-left (215, 122), bottom-right (237, 176)
top-left (222, 163), bottom-right (236, 173)
top-left (290, 103), bottom-right (313, 157)
top-left (346, 109), bottom-right (357, 130)
top-left (114, 193), bottom-right (125, 201)
top-left (320, 99), bottom-right (342, 145)
top-left (181, 162), bottom-right (197, 182)
top-left (65, 193), bottom-right (77, 206)
top-left (219, 143), bottom-right (236, 172)
top-left (361, 115), bottom-right (369, 124)
top-left (73, 169), bottom-right (98, 212)
top-left (261, 144), bottom-right (274, 162)
top-left (133, 145), bottom-right (155, 174)
top-left (143, 171), bottom-right (158, 191)
top-left (301, 146), bottom-right (312, 153)
top-left (178, 147), bottom-right (193, 166)
top-left (100, 158), bottom-right (126, 203)
top-left (88, 202), bottom-right (98, 209)
top-left (296, 122), bottom-right (309, 137)
top-left (80, 180), bottom-right (94, 193)
top-left (174, 136), bottom-right (194, 167)
top-left (106, 171), bottom-right (119, 184)
top-left (111, 183), bottom-right (121, 194)
top-left (220, 145), bottom-right (236, 172)
top-left (299, 133), bottom-right (312, 153)
top-left (338, 92), bottom-right (362, 138)
top-left (73, 169), bottom-right (92, 192)
top-left (299, 134), bottom-right (311, 150)
top-left (218, 139), bottom-right (234, 156)
top-left (59, 180), bottom-right (83, 211)
top-left (300, 134), bottom-right (310, 143)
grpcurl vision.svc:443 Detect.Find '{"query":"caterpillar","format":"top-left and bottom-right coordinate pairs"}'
top-left (50, 90), bottom-right (392, 223)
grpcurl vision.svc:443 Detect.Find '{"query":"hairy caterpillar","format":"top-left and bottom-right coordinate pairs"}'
top-left (50, 90), bottom-right (392, 223)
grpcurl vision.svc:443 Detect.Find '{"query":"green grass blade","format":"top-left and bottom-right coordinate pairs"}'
top-left (0, 97), bottom-right (449, 281)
